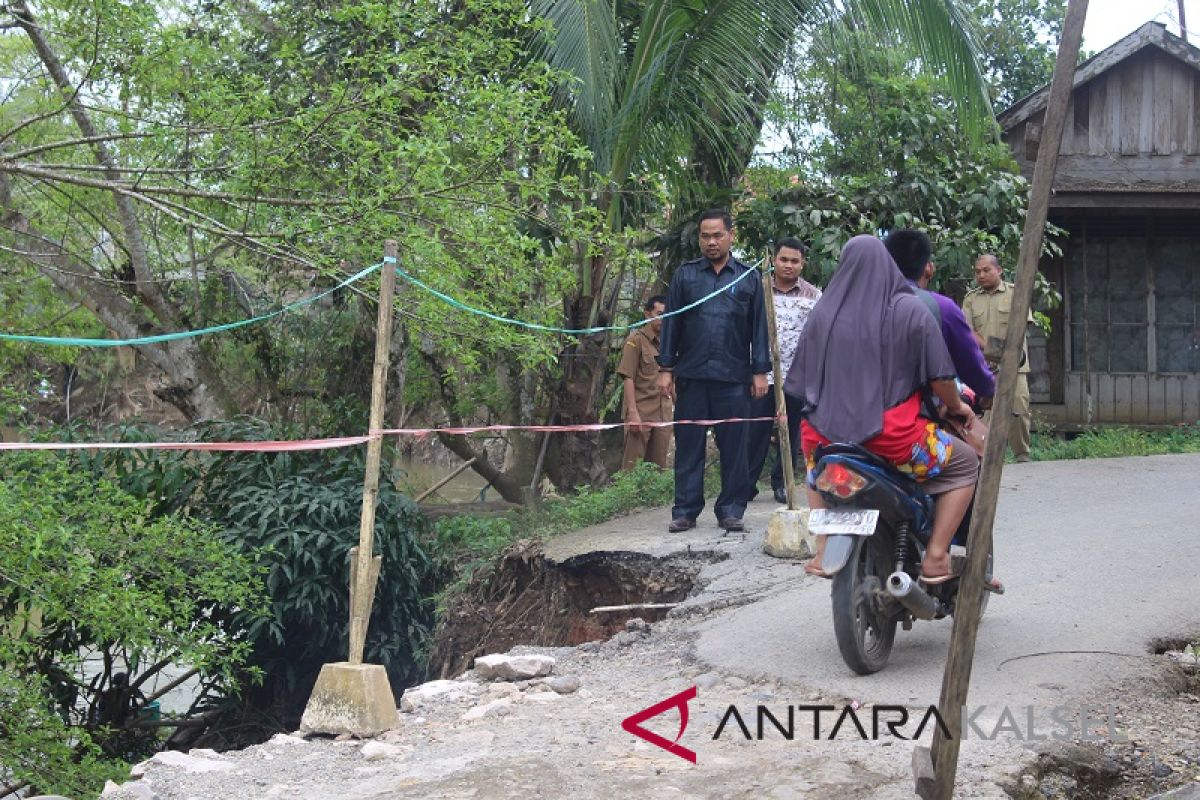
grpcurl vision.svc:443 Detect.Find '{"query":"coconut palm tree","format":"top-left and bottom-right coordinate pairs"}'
top-left (532, 0), bottom-right (991, 486)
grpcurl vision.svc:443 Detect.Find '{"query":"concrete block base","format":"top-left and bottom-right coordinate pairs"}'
top-left (762, 507), bottom-right (814, 559)
top-left (300, 662), bottom-right (397, 737)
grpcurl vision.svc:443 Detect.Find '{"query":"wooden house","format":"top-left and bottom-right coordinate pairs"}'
top-left (999, 22), bottom-right (1200, 426)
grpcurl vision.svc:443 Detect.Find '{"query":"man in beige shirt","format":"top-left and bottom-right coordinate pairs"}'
top-left (962, 254), bottom-right (1033, 462)
top-left (617, 296), bottom-right (671, 470)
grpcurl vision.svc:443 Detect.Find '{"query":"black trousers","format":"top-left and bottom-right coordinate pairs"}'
top-left (745, 390), bottom-right (803, 500)
top-left (672, 378), bottom-right (752, 521)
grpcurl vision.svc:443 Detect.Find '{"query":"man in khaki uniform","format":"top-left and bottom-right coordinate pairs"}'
top-left (962, 254), bottom-right (1033, 462)
top-left (618, 295), bottom-right (671, 470)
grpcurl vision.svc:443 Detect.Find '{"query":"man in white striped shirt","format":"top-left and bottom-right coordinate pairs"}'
top-left (746, 237), bottom-right (822, 503)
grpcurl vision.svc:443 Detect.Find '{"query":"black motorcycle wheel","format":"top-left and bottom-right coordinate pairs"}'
top-left (831, 535), bottom-right (897, 675)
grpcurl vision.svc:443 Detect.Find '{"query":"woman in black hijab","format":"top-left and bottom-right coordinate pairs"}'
top-left (785, 235), bottom-right (987, 585)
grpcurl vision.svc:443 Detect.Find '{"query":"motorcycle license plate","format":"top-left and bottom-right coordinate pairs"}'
top-left (808, 509), bottom-right (879, 536)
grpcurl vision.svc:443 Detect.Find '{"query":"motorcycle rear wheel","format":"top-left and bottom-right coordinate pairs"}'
top-left (831, 535), bottom-right (898, 675)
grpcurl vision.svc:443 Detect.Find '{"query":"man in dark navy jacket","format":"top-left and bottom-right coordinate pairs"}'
top-left (656, 209), bottom-right (770, 532)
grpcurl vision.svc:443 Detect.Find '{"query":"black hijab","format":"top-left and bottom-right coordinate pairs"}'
top-left (783, 235), bottom-right (955, 443)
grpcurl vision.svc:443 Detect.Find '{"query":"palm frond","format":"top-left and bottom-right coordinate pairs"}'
top-left (531, 0), bottom-right (623, 169)
top-left (828, 0), bottom-right (992, 139)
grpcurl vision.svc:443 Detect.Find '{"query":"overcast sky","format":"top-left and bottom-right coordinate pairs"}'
top-left (1082, 0), bottom-right (1197, 50)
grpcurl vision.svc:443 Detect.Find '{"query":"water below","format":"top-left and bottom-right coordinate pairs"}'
top-left (392, 455), bottom-right (495, 504)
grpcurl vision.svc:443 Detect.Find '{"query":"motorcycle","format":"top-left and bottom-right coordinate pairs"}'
top-left (807, 441), bottom-right (994, 675)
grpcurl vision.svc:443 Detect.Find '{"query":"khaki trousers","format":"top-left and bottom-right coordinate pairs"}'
top-left (984, 372), bottom-right (1031, 459)
top-left (622, 425), bottom-right (671, 471)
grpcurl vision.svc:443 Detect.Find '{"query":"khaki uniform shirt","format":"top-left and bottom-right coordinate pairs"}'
top-left (617, 327), bottom-right (670, 421)
top-left (962, 281), bottom-right (1032, 374)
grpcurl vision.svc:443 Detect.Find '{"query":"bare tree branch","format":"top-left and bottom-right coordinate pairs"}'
top-left (11, 0), bottom-right (177, 327)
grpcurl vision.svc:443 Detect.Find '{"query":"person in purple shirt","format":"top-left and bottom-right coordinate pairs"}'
top-left (884, 230), bottom-right (995, 403)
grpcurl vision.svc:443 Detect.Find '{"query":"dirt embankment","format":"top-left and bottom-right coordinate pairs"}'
top-left (427, 538), bottom-right (725, 678)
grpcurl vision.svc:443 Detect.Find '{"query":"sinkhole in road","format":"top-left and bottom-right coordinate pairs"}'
top-left (428, 539), bottom-right (726, 678)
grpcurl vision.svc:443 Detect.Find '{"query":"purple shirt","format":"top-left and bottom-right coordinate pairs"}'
top-left (913, 283), bottom-right (996, 398)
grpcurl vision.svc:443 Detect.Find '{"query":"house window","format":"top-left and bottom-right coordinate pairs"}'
top-left (1154, 238), bottom-right (1200, 373)
top-left (1068, 216), bottom-right (1200, 374)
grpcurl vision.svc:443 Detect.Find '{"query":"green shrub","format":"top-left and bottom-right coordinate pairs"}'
top-left (0, 454), bottom-right (264, 797)
top-left (1031, 424), bottom-right (1200, 461)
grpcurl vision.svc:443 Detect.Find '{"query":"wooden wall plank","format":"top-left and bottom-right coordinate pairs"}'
top-left (1062, 374), bottom-right (1198, 424)
top-left (1185, 376), bottom-right (1200, 421)
top-left (1193, 77), bottom-right (1200, 155)
top-left (1092, 75), bottom-right (1110, 155)
top-left (1131, 374), bottom-right (1150, 421)
top-left (1065, 373), bottom-right (1081, 418)
top-left (1153, 54), bottom-right (1174, 154)
top-left (1142, 55), bottom-right (1161, 152)
top-left (1097, 374), bottom-right (1116, 421)
top-left (1171, 60), bottom-right (1192, 153)
top-left (1164, 375), bottom-right (1184, 420)
top-left (1061, 99), bottom-right (1075, 155)
top-left (1114, 375), bottom-right (1132, 422)
top-left (1121, 63), bottom-right (1142, 155)
top-left (1074, 86), bottom-right (1091, 154)
top-left (1038, 152), bottom-right (1200, 192)
top-left (1008, 122), bottom-right (1025, 160)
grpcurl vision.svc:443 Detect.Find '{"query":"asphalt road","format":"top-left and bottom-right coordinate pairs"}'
top-left (692, 453), bottom-right (1200, 713)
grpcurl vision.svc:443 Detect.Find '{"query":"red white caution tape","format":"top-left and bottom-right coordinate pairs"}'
top-left (373, 417), bottom-right (775, 437)
top-left (0, 436), bottom-right (372, 452)
top-left (0, 417), bottom-right (778, 452)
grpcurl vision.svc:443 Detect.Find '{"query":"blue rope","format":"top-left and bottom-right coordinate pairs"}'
top-left (396, 261), bottom-right (764, 335)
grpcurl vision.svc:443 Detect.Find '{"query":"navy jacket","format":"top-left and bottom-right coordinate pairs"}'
top-left (657, 256), bottom-right (771, 383)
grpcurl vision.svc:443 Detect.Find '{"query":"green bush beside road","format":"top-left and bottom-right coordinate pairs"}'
top-left (1030, 424), bottom-right (1200, 461)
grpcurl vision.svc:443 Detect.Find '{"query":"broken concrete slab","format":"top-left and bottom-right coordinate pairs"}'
top-left (473, 653), bottom-right (555, 681)
top-left (399, 679), bottom-right (477, 712)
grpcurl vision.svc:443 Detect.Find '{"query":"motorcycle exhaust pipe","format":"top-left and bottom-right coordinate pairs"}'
top-left (886, 571), bottom-right (941, 620)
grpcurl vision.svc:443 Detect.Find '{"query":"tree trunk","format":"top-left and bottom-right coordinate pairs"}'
top-left (545, 248), bottom-right (618, 490)
top-left (6, 2), bottom-right (235, 421)
top-left (416, 346), bottom-right (528, 505)
top-left (0, 180), bottom-right (231, 420)
top-left (434, 431), bottom-right (527, 505)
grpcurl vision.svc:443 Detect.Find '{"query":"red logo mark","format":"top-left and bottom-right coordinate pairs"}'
top-left (621, 686), bottom-right (698, 763)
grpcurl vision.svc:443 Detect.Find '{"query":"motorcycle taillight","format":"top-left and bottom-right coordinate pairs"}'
top-left (816, 462), bottom-right (868, 499)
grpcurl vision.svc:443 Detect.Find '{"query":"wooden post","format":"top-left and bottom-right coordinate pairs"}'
top-left (1180, 0), bottom-right (1189, 43)
top-left (761, 255), bottom-right (798, 509)
top-left (916, 2), bottom-right (1088, 798)
top-left (347, 241), bottom-right (399, 665)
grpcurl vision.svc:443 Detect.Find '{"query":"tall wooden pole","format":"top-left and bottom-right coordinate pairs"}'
top-left (761, 255), bottom-right (798, 509)
top-left (1180, 0), bottom-right (1189, 43)
top-left (916, 2), bottom-right (1088, 797)
top-left (347, 241), bottom-right (398, 665)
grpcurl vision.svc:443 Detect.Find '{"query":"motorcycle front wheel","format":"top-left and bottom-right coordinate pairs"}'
top-left (831, 535), bottom-right (897, 675)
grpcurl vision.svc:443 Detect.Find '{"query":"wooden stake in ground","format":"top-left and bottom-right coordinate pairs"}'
top-left (347, 240), bottom-right (399, 665)
top-left (760, 254), bottom-right (813, 560)
top-left (914, 2), bottom-right (1089, 798)
top-left (300, 242), bottom-right (403, 738)
top-left (761, 255), bottom-right (798, 509)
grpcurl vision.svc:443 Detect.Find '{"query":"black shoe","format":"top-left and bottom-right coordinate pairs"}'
top-left (668, 517), bottom-right (696, 533)
top-left (773, 487), bottom-right (788, 504)
top-left (718, 517), bottom-right (745, 532)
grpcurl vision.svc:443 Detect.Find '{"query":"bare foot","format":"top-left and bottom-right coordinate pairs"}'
top-left (804, 558), bottom-right (830, 578)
